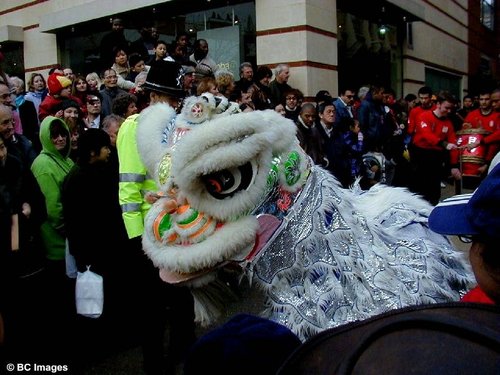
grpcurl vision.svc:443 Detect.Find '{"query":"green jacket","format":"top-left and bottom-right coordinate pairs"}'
top-left (117, 114), bottom-right (157, 239)
top-left (31, 116), bottom-right (74, 260)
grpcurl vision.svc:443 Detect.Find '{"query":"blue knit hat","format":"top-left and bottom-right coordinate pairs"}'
top-left (184, 314), bottom-right (301, 375)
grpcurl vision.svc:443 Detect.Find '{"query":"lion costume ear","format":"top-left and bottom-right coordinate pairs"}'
top-left (260, 109), bottom-right (298, 155)
top-left (136, 102), bottom-right (177, 183)
top-left (137, 103), bottom-right (176, 186)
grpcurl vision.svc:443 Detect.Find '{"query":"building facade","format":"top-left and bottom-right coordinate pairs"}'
top-left (0, 0), bottom-right (498, 99)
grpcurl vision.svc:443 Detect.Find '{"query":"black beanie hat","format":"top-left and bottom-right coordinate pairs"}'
top-left (58, 99), bottom-right (80, 113)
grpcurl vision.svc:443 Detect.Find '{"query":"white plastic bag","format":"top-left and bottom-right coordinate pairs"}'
top-left (75, 266), bottom-right (103, 318)
top-left (65, 239), bottom-right (78, 279)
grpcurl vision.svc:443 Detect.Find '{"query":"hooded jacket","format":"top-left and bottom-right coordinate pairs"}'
top-left (31, 116), bottom-right (74, 260)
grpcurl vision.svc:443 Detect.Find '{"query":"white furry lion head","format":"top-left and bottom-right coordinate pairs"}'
top-left (170, 109), bottom-right (296, 221)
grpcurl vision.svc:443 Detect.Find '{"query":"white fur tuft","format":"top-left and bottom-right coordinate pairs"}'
top-left (171, 110), bottom-right (296, 220)
top-left (136, 103), bottom-right (176, 175)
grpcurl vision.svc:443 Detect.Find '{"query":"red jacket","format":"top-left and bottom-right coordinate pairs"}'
top-left (462, 110), bottom-right (500, 161)
top-left (408, 104), bottom-right (436, 135)
top-left (461, 286), bottom-right (495, 305)
top-left (463, 109), bottom-right (498, 133)
top-left (412, 110), bottom-right (457, 150)
top-left (38, 95), bottom-right (83, 122)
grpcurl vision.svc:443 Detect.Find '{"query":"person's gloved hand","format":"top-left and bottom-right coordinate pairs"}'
top-left (446, 143), bottom-right (457, 150)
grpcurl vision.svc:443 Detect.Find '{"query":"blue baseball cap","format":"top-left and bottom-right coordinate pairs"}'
top-left (429, 163), bottom-right (500, 239)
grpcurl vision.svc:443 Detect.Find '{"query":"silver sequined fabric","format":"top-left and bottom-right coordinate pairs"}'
top-left (250, 166), bottom-right (473, 340)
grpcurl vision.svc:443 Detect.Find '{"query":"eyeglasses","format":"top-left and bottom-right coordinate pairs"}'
top-left (458, 235), bottom-right (473, 244)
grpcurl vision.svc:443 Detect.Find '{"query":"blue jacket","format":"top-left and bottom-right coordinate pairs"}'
top-left (333, 98), bottom-right (353, 126)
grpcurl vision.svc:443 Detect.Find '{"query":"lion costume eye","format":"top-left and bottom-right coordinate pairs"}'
top-left (202, 162), bottom-right (254, 199)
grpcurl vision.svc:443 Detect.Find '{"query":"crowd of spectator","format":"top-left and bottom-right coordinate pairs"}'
top-left (0, 17), bottom-right (499, 375)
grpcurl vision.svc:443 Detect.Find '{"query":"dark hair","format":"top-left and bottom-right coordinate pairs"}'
top-left (111, 92), bottom-right (137, 117)
top-left (384, 87), bottom-right (396, 97)
top-left (193, 39), bottom-right (207, 49)
top-left (404, 93), bottom-right (417, 102)
top-left (176, 32), bottom-right (190, 43)
top-left (86, 92), bottom-right (102, 103)
top-left (317, 101), bottom-right (335, 115)
top-left (283, 88), bottom-right (304, 104)
top-left (155, 40), bottom-right (168, 48)
top-left (478, 87), bottom-right (493, 96)
top-left (58, 99), bottom-right (80, 114)
top-left (49, 120), bottom-right (68, 139)
top-left (418, 86), bottom-right (433, 96)
top-left (239, 79), bottom-right (254, 93)
top-left (436, 90), bottom-right (457, 105)
top-left (315, 90), bottom-right (333, 106)
top-left (337, 116), bottom-right (356, 133)
top-left (339, 88), bottom-right (354, 96)
top-left (112, 46), bottom-right (128, 58)
top-left (255, 65), bottom-right (272, 81)
top-left (229, 86), bottom-right (243, 102)
top-left (168, 41), bottom-right (186, 56)
top-left (128, 53), bottom-right (144, 69)
top-left (77, 128), bottom-right (110, 165)
top-left (71, 75), bottom-right (87, 96)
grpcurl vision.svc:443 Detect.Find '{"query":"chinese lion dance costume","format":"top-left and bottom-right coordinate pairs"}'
top-left (137, 94), bottom-right (473, 340)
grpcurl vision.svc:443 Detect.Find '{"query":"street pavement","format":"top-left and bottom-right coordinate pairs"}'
top-left (79, 180), bottom-right (474, 375)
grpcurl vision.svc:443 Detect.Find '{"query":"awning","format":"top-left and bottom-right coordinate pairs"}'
top-left (39, 0), bottom-right (173, 33)
top-left (386, 0), bottom-right (425, 21)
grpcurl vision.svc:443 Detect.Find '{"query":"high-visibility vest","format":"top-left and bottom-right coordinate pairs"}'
top-left (117, 114), bottom-right (158, 239)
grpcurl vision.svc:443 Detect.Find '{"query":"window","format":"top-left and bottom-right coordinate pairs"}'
top-left (481, 0), bottom-right (495, 30)
top-left (425, 68), bottom-right (461, 100)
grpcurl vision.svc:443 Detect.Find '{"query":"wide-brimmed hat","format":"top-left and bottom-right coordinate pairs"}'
top-left (143, 60), bottom-right (185, 98)
top-left (429, 163), bottom-right (500, 240)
